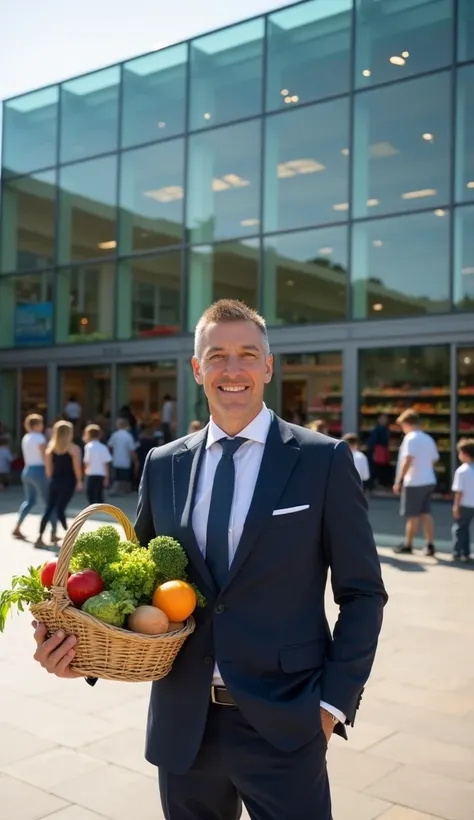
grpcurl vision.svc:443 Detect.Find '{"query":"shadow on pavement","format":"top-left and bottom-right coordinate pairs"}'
top-left (378, 554), bottom-right (427, 572)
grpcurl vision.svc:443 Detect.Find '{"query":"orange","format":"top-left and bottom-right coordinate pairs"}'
top-left (152, 580), bottom-right (197, 622)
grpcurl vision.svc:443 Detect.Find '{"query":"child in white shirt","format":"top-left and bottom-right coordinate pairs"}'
top-left (343, 433), bottom-right (371, 492)
top-left (452, 439), bottom-right (474, 561)
top-left (83, 424), bottom-right (112, 505)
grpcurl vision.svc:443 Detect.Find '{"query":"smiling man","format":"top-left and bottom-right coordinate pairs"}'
top-left (33, 299), bottom-right (387, 820)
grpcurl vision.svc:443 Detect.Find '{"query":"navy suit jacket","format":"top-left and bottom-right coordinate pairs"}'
top-left (134, 414), bottom-right (388, 774)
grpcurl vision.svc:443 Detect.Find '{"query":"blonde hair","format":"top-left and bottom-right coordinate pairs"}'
top-left (306, 419), bottom-right (328, 433)
top-left (396, 408), bottom-right (419, 426)
top-left (46, 420), bottom-right (73, 454)
top-left (24, 414), bottom-right (43, 432)
top-left (194, 299), bottom-right (270, 360)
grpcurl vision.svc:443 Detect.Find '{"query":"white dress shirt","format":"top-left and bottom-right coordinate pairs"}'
top-left (192, 403), bottom-right (346, 725)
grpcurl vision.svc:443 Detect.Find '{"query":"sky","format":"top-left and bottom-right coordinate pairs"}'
top-left (0, 0), bottom-right (297, 102)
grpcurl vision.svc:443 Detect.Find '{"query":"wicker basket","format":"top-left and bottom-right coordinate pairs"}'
top-left (30, 503), bottom-right (195, 682)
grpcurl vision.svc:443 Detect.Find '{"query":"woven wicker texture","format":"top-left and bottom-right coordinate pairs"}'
top-left (30, 503), bottom-right (195, 682)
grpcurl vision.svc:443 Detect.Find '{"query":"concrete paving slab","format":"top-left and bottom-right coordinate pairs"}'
top-left (0, 774), bottom-right (68, 820)
top-left (367, 767), bottom-right (474, 820)
top-left (369, 731), bottom-right (474, 782)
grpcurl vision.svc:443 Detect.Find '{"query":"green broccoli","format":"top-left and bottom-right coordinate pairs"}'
top-left (82, 590), bottom-right (135, 627)
top-left (148, 536), bottom-right (189, 583)
top-left (190, 583), bottom-right (207, 609)
top-left (102, 547), bottom-right (158, 604)
top-left (70, 525), bottom-right (121, 575)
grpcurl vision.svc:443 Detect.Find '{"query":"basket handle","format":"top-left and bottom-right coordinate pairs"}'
top-left (52, 504), bottom-right (138, 594)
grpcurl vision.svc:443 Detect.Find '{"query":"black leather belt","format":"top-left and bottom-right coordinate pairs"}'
top-left (211, 685), bottom-right (236, 707)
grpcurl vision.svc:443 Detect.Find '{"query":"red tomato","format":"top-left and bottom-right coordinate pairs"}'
top-left (67, 569), bottom-right (104, 607)
top-left (40, 561), bottom-right (71, 588)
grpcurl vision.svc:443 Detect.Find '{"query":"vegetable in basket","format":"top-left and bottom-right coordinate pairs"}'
top-left (0, 566), bottom-right (49, 632)
top-left (148, 536), bottom-right (207, 608)
top-left (81, 589), bottom-right (136, 627)
top-left (102, 544), bottom-right (158, 604)
top-left (69, 525), bottom-right (121, 575)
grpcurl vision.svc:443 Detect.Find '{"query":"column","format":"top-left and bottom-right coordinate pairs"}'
top-left (186, 130), bottom-right (215, 330)
top-left (116, 161), bottom-right (135, 339)
top-left (97, 262), bottom-right (115, 338)
top-left (47, 362), bottom-right (58, 424)
top-left (0, 277), bottom-right (15, 347)
top-left (342, 344), bottom-right (358, 435)
top-left (351, 92), bottom-right (371, 319)
top-left (0, 370), bottom-right (18, 440)
top-left (0, 184), bottom-right (18, 273)
top-left (184, 364), bottom-right (208, 431)
top-left (116, 364), bottom-right (130, 412)
top-left (55, 191), bottom-right (72, 343)
top-left (261, 117), bottom-right (280, 326)
top-left (188, 249), bottom-right (213, 332)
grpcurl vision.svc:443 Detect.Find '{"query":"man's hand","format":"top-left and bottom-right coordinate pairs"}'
top-left (33, 621), bottom-right (82, 678)
top-left (453, 506), bottom-right (461, 520)
top-left (320, 708), bottom-right (337, 744)
top-left (393, 483), bottom-right (401, 495)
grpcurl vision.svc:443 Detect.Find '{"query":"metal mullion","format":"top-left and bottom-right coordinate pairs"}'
top-left (346, 0), bottom-right (358, 325)
top-left (115, 63), bottom-right (125, 340)
top-left (258, 13), bottom-right (268, 315)
top-left (181, 40), bottom-right (192, 335)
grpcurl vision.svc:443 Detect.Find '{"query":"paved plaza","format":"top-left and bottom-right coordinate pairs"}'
top-left (0, 492), bottom-right (473, 820)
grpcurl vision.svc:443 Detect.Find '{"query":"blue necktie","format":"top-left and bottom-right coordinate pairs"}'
top-left (206, 437), bottom-right (247, 589)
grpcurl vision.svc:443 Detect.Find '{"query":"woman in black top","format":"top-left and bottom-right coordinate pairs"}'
top-left (36, 420), bottom-right (82, 549)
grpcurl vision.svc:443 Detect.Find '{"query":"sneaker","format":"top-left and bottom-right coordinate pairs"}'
top-left (460, 555), bottom-right (471, 563)
top-left (394, 544), bottom-right (413, 554)
top-left (452, 553), bottom-right (462, 561)
top-left (34, 539), bottom-right (46, 549)
top-left (425, 544), bottom-right (436, 557)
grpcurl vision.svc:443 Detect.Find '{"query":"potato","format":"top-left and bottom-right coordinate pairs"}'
top-left (128, 605), bottom-right (169, 635)
top-left (167, 621), bottom-right (185, 633)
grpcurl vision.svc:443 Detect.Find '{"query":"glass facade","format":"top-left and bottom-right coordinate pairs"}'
top-left (0, 0), bottom-right (472, 459)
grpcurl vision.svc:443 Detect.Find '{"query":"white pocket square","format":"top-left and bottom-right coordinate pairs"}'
top-left (272, 505), bottom-right (310, 516)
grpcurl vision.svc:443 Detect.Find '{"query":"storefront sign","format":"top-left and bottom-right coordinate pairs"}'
top-left (14, 302), bottom-right (53, 346)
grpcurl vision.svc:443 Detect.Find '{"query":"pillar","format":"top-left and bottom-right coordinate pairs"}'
top-left (97, 262), bottom-right (114, 337)
top-left (188, 249), bottom-right (213, 332)
top-left (0, 370), bottom-right (17, 439)
top-left (0, 184), bottom-right (18, 273)
top-left (0, 277), bottom-right (15, 347)
top-left (261, 116), bottom-right (280, 326)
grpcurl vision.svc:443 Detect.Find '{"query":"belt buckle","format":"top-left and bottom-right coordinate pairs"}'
top-left (211, 685), bottom-right (218, 704)
top-left (211, 685), bottom-right (233, 706)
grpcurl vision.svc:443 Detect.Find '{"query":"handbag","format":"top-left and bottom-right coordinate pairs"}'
top-left (373, 444), bottom-right (390, 466)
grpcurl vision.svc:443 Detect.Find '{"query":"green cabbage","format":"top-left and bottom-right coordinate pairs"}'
top-left (81, 590), bottom-right (135, 627)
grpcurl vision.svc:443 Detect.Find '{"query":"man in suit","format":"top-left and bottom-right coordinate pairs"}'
top-left (33, 299), bottom-right (387, 820)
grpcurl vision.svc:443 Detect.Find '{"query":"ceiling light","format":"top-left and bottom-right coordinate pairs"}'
top-left (80, 317), bottom-right (89, 326)
top-left (467, 181), bottom-right (474, 189)
top-left (204, 112), bottom-right (211, 120)
top-left (333, 202), bottom-right (349, 211)
top-left (158, 121), bottom-right (166, 128)
top-left (402, 51), bottom-right (410, 58)
top-left (281, 88), bottom-right (289, 96)
top-left (390, 55), bottom-right (406, 66)
top-left (367, 198), bottom-right (379, 207)
top-left (341, 148), bottom-right (350, 156)
top-left (98, 240), bottom-right (117, 250)
top-left (362, 69), bottom-right (371, 77)
top-left (144, 185), bottom-right (184, 202)
top-left (211, 174), bottom-right (250, 192)
top-left (462, 267), bottom-right (474, 274)
top-left (284, 96), bottom-right (292, 104)
top-left (372, 240), bottom-right (383, 247)
top-left (291, 95), bottom-right (299, 103)
top-left (286, 279), bottom-right (295, 287)
top-left (277, 159), bottom-right (325, 178)
top-left (318, 247), bottom-right (333, 255)
top-left (422, 133), bottom-right (434, 142)
top-left (401, 188), bottom-right (437, 200)
top-left (372, 303), bottom-right (383, 311)
top-left (464, 357), bottom-right (472, 365)
top-left (434, 209), bottom-right (445, 216)
top-left (369, 142), bottom-right (399, 159)
top-left (240, 218), bottom-right (260, 227)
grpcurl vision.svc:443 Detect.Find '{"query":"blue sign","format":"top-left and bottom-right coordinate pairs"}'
top-left (14, 302), bottom-right (53, 346)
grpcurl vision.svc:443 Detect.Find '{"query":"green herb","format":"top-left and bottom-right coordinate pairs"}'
top-left (0, 566), bottom-right (49, 632)
top-left (102, 547), bottom-right (158, 604)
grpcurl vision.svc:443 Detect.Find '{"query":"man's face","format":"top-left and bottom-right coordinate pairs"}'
top-left (191, 320), bottom-right (273, 431)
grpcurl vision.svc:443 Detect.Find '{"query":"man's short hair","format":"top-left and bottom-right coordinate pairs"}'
top-left (457, 438), bottom-right (474, 460)
top-left (24, 413), bottom-right (43, 431)
top-left (85, 424), bottom-right (101, 440)
top-left (306, 420), bottom-right (327, 433)
top-left (343, 433), bottom-right (359, 446)
top-left (194, 299), bottom-right (270, 359)
top-left (396, 408), bottom-right (419, 426)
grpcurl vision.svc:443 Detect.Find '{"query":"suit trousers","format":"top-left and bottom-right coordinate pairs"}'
top-left (159, 703), bottom-right (332, 820)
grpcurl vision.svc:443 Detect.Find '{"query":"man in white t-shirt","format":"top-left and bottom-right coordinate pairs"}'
top-left (107, 418), bottom-right (138, 495)
top-left (393, 409), bottom-right (439, 556)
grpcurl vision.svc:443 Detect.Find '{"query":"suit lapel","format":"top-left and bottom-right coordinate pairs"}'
top-left (172, 427), bottom-right (218, 598)
top-left (221, 415), bottom-right (300, 592)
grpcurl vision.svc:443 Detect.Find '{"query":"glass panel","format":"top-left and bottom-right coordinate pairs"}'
top-left (453, 206), bottom-right (474, 312)
top-left (281, 352), bottom-right (343, 435)
top-left (189, 18), bottom-right (264, 131)
top-left (264, 99), bottom-right (350, 233)
top-left (187, 121), bottom-right (261, 244)
top-left (0, 272), bottom-right (54, 348)
top-left (55, 264), bottom-right (115, 344)
top-left (266, 0), bottom-right (352, 112)
top-left (21, 368), bottom-right (48, 421)
top-left (2, 87), bottom-right (58, 177)
top-left (121, 45), bottom-right (187, 148)
top-left (0, 170), bottom-right (56, 273)
top-left (458, 0), bottom-right (474, 63)
top-left (119, 140), bottom-right (185, 253)
top-left (352, 72), bottom-right (451, 219)
top-left (60, 66), bottom-right (120, 164)
top-left (59, 367), bottom-right (112, 430)
top-left (455, 65), bottom-right (474, 204)
top-left (117, 362), bottom-right (177, 435)
top-left (187, 240), bottom-right (259, 330)
top-left (58, 156), bottom-right (117, 264)
top-left (117, 253), bottom-right (181, 339)
top-left (355, 0), bottom-right (453, 89)
top-left (352, 211), bottom-right (450, 319)
top-left (263, 227), bottom-right (348, 326)
top-left (359, 346), bottom-right (451, 494)
top-left (457, 348), bottom-right (474, 442)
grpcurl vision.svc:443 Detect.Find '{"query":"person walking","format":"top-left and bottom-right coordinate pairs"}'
top-left (161, 394), bottom-right (175, 444)
top-left (343, 433), bottom-right (371, 493)
top-left (107, 418), bottom-right (138, 495)
top-left (393, 408), bottom-right (439, 556)
top-left (32, 299), bottom-right (387, 820)
top-left (83, 424), bottom-right (112, 505)
top-left (451, 438), bottom-right (474, 562)
top-left (35, 421), bottom-right (82, 549)
top-left (12, 414), bottom-right (55, 541)
top-left (367, 413), bottom-right (391, 488)
top-left (0, 434), bottom-right (13, 489)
